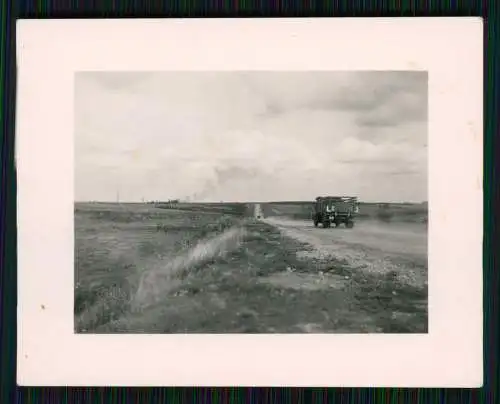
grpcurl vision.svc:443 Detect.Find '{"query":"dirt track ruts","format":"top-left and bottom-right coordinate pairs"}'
top-left (262, 214), bottom-right (428, 289)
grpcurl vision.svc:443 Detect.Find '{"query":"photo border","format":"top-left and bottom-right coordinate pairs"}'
top-left (14, 18), bottom-right (483, 388)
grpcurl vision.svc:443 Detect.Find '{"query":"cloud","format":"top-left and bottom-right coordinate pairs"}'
top-left (75, 71), bottom-right (427, 202)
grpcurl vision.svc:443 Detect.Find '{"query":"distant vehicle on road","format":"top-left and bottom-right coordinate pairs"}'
top-left (312, 196), bottom-right (359, 229)
top-left (254, 203), bottom-right (263, 220)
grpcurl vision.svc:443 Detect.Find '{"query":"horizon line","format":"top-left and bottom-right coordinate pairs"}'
top-left (75, 199), bottom-right (428, 204)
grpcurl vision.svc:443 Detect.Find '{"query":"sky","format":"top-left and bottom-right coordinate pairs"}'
top-left (75, 71), bottom-right (428, 203)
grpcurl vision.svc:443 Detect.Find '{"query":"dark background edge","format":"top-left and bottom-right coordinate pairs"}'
top-left (0, 1), bottom-right (497, 402)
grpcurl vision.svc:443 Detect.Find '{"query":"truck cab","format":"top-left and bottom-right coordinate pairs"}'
top-left (312, 196), bottom-right (359, 228)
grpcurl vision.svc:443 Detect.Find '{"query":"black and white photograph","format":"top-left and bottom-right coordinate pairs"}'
top-left (74, 71), bottom-right (428, 334)
top-left (17, 18), bottom-right (482, 387)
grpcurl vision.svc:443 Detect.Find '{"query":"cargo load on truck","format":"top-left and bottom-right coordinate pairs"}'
top-left (312, 196), bottom-right (359, 229)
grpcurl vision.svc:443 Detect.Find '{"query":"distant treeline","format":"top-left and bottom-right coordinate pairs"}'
top-left (265, 201), bottom-right (427, 206)
top-left (146, 199), bottom-right (180, 204)
top-left (79, 200), bottom-right (427, 207)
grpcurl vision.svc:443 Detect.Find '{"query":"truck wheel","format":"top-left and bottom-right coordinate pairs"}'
top-left (313, 220), bottom-right (318, 227)
top-left (346, 221), bottom-right (354, 228)
top-left (323, 221), bottom-right (330, 228)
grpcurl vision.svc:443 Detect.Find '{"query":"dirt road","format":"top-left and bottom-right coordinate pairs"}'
top-left (262, 216), bottom-right (428, 289)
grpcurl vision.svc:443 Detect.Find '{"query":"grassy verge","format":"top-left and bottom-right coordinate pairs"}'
top-left (305, 257), bottom-right (428, 333)
top-left (74, 203), bottom-right (243, 331)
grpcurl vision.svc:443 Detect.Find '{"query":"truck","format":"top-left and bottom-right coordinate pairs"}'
top-left (312, 196), bottom-right (359, 228)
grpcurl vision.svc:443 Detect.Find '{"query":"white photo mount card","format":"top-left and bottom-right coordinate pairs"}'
top-left (16, 18), bottom-right (483, 387)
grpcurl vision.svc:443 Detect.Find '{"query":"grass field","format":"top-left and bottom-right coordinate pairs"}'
top-left (75, 202), bottom-right (427, 333)
top-left (155, 201), bottom-right (251, 216)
